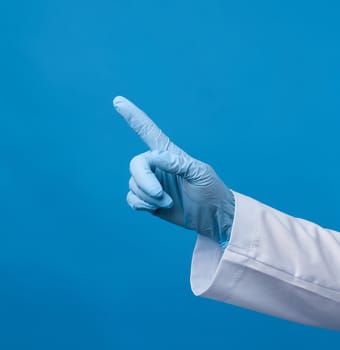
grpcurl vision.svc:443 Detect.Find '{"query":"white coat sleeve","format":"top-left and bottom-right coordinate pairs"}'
top-left (190, 191), bottom-right (340, 330)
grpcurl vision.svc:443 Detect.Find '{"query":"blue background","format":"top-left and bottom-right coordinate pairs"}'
top-left (1, 0), bottom-right (340, 348)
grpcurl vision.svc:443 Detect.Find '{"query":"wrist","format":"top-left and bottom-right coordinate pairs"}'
top-left (218, 188), bottom-right (235, 249)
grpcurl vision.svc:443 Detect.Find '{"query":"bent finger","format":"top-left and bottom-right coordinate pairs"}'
top-left (129, 177), bottom-right (173, 208)
top-left (126, 191), bottom-right (159, 212)
top-left (129, 152), bottom-right (164, 198)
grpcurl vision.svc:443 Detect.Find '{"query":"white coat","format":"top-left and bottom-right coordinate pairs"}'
top-left (190, 191), bottom-right (340, 330)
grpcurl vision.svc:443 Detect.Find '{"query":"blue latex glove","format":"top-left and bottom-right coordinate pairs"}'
top-left (113, 96), bottom-right (235, 249)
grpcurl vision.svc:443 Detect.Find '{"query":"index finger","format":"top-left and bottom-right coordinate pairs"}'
top-left (113, 96), bottom-right (182, 153)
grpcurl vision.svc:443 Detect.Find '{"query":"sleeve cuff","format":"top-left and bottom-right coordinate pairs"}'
top-left (190, 190), bottom-right (260, 299)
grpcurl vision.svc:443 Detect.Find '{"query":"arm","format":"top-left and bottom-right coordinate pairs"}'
top-left (113, 96), bottom-right (340, 330)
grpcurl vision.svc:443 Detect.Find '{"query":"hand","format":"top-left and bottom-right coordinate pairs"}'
top-left (113, 96), bottom-right (235, 248)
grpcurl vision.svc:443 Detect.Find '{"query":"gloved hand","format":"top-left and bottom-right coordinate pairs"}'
top-left (113, 96), bottom-right (235, 249)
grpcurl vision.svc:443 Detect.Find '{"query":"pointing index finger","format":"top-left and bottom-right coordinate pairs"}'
top-left (113, 96), bottom-right (181, 153)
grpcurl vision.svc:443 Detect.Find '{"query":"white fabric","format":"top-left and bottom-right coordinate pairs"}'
top-left (190, 191), bottom-right (340, 330)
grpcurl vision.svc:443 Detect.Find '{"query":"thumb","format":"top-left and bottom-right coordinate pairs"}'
top-left (148, 150), bottom-right (205, 181)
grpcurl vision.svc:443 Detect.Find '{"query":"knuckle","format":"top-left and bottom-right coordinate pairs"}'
top-left (138, 121), bottom-right (155, 138)
top-left (129, 155), bottom-right (138, 171)
top-left (128, 177), bottom-right (134, 190)
top-left (204, 162), bottom-right (214, 173)
top-left (126, 192), bottom-right (136, 210)
top-left (129, 151), bottom-right (150, 174)
top-left (193, 161), bottom-right (215, 180)
top-left (129, 154), bottom-right (143, 174)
